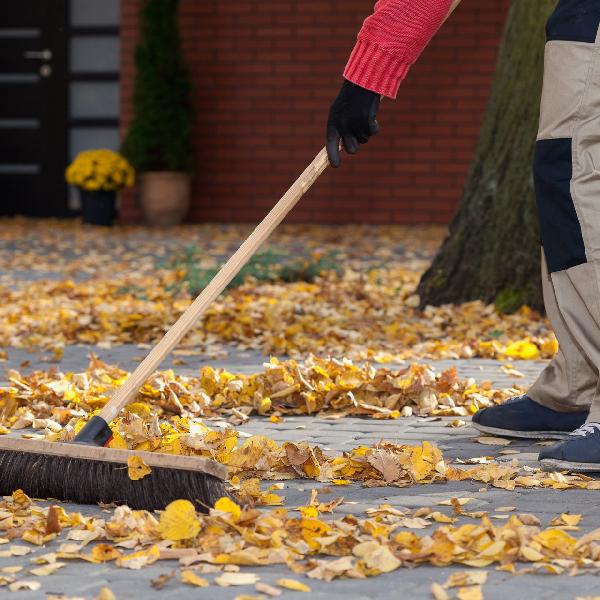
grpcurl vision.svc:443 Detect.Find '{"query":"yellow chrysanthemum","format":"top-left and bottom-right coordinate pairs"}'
top-left (65, 149), bottom-right (135, 192)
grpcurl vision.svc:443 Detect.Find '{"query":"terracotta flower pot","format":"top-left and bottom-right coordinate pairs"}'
top-left (139, 172), bottom-right (191, 226)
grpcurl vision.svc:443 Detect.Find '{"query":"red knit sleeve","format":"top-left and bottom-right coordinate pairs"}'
top-left (344, 0), bottom-right (453, 98)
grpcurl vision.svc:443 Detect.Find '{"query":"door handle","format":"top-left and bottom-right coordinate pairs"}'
top-left (24, 49), bottom-right (52, 60)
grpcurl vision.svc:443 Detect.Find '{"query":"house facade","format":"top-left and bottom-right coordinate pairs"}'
top-left (2, 0), bottom-right (510, 223)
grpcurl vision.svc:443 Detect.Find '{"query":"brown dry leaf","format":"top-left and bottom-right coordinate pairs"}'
top-left (151, 571), bottom-right (176, 590)
top-left (45, 505), bottom-right (62, 535)
top-left (366, 449), bottom-right (401, 483)
top-left (127, 455), bottom-right (152, 481)
top-left (95, 589), bottom-right (116, 600)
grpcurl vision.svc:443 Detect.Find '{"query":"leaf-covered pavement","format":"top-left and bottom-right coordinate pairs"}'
top-left (0, 219), bottom-right (595, 599)
top-left (0, 220), bottom-right (555, 362)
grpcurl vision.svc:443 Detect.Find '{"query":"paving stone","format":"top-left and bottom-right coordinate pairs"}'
top-left (4, 343), bottom-right (597, 598)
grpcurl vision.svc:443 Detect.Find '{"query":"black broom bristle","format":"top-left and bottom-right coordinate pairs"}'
top-left (0, 451), bottom-right (229, 512)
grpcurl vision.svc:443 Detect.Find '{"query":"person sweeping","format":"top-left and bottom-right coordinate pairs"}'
top-left (328, 0), bottom-right (600, 471)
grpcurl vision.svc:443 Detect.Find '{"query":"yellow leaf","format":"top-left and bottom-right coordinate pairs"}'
top-left (127, 455), bottom-right (152, 481)
top-left (116, 545), bottom-right (160, 570)
top-left (431, 583), bottom-right (451, 600)
top-left (445, 572), bottom-right (487, 588)
top-left (457, 587), bottom-right (483, 600)
top-left (30, 562), bottom-right (66, 576)
top-left (504, 340), bottom-right (540, 360)
top-left (550, 513), bottom-right (581, 527)
top-left (91, 544), bottom-right (122, 562)
top-left (430, 512), bottom-right (456, 523)
top-left (159, 500), bottom-right (201, 541)
top-left (96, 589), bottom-right (117, 600)
top-left (299, 506), bottom-right (319, 519)
top-left (277, 578), bottom-right (311, 592)
top-left (214, 497), bottom-right (242, 522)
top-left (181, 570), bottom-right (209, 587)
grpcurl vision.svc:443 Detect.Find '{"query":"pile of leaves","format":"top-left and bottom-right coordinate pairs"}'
top-left (1, 489), bottom-right (600, 595)
top-left (0, 357), bottom-right (598, 493)
top-left (1, 355), bottom-right (519, 428)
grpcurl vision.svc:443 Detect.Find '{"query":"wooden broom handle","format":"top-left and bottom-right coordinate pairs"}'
top-left (99, 147), bottom-right (330, 423)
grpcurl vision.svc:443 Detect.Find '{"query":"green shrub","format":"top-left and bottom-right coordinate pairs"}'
top-left (122, 0), bottom-right (193, 172)
top-left (163, 246), bottom-right (342, 297)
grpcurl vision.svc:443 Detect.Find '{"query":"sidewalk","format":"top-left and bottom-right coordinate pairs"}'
top-left (0, 221), bottom-right (589, 599)
top-left (1, 345), bottom-right (597, 600)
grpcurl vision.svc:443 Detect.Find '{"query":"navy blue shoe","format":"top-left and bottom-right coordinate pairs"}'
top-left (539, 423), bottom-right (600, 471)
top-left (472, 395), bottom-right (588, 440)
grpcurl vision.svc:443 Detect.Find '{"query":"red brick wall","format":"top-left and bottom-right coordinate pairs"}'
top-left (120, 0), bottom-right (510, 224)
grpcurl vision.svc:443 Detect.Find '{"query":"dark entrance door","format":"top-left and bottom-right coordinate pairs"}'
top-left (0, 2), bottom-right (68, 217)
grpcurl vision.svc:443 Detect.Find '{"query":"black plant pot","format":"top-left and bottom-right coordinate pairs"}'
top-left (80, 190), bottom-right (117, 226)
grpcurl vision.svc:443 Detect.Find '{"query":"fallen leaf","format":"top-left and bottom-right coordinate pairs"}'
top-left (45, 505), bottom-right (62, 535)
top-left (215, 573), bottom-right (260, 587)
top-left (30, 562), bottom-right (66, 576)
top-left (277, 578), bottom-right (311, 592)
top-left (476, 436), bottom-right (511, 446)
top-left (159, 500), bottom-right (200, 541)
top-left (445, 571), bottom-right (488, 587)
top-left (431, 583), bottom-right (451, 600)
top-left (181, 570), bottom-right (209, 587)
top-left (255, 582), bottom-right (282, 597)
top-left (457, 586), bottom-right (483, 600)
top-left (214, 496), bottom-right (242, 522)
top-left (9, 581), bottom-right (41, 592)
top-left (151, 571), bottom-right (176, 590)
top-left (127, 455), bottom-right (152, 481)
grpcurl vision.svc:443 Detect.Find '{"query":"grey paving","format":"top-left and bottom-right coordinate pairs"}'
top-left (1, 345), bottom-right (597, 599)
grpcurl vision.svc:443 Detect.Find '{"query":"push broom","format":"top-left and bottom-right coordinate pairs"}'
top-left (0, 148), bottom-right (331, 511)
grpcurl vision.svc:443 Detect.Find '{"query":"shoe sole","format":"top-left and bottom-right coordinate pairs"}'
top-left (472, 423), bottom-right (569, 440)
top-left (540, 458), bottom-right (600, 472)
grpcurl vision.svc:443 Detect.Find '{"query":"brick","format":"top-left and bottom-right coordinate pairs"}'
top-left (120, 0), bottom-right (509, 225)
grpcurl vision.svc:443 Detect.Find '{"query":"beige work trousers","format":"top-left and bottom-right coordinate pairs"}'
top-left (527, 4), bottom-right (600, 422)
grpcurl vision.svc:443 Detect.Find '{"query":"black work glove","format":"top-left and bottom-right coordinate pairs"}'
top-left (326, 79), bottom-right (381, 168)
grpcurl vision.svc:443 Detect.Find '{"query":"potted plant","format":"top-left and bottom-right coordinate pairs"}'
top-left (122, 0), bottom-right (194, 226)
top-left (65, 149), bottom-right (135, 226)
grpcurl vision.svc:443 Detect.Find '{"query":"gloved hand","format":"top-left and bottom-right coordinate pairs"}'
top-left (326, 79), bottom-right (381, 168)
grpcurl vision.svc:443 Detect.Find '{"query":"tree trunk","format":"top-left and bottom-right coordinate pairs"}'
top-left (417, 0), bottom-right (557, 313)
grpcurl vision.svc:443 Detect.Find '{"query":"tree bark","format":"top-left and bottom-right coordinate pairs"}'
top-left (417, 0), bottom-right (557, 313)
